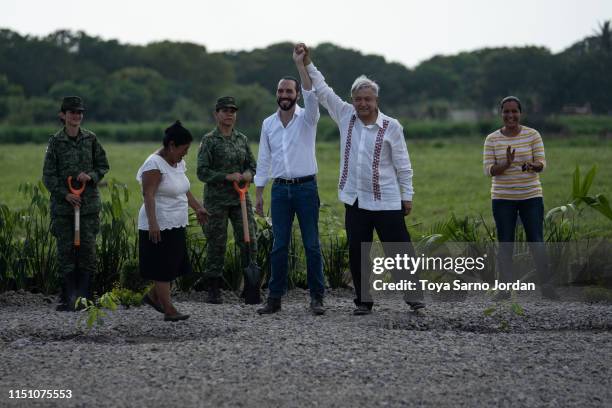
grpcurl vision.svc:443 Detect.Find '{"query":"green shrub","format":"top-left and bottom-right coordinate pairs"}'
top-left (110, 286), bottom-right (146, 307)
top-left (96, 180), bottom-right (136, 294)
top-left (0, 204), bottom-right (23, 291)
top-left (76, 292), bottom-right (119, 331)
top-left (322, 235), bottom-right (349, 288)
top-left (17, 182), bottom-right (59, 294)
top-left (119, 258), bottom-right (147, 292)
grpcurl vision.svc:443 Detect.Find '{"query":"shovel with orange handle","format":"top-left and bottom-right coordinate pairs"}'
top-left (66, 176), bottom-right (87, 310)
top-left (67, 176), bottom-right (86, 248)
top-left (233, 180), bottom-right (261, 304)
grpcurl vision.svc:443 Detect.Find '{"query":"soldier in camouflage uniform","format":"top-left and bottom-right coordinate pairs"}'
top-left (42, 96), bottom-right (110, 311)
top-left (197, 96), bottom-right (257, 303)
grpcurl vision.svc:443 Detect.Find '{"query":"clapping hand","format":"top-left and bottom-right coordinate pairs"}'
top-left (505, 146), bottom-right (515, 168)
top-left (522, 162), bottom-right (543, 172)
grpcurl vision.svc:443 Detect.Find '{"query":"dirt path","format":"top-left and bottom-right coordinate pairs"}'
top-left (1, 289), bottom-right (610, 407)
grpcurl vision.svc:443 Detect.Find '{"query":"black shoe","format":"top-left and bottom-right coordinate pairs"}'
top-left (407, 301), bottom-right (426, 311)
top-left (541, 285), bottom-right (560, 300)
top-left (310, 298), bottom-right (326, 315)
top-left (257, 297), bottom-right (281, 315)
top-left (207, 278), bottom-right (223, 304)
top-left (143, 293), bottom-right (165, 314)
top-left (353, 304), bottom-right (372, 315)
top-left (164, 313), bottom-right (190, 322)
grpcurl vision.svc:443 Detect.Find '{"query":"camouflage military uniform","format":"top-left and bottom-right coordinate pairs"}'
top-left (42, 127), bottom-right (109, 306)
top-left (197, 127), bottom-right (257, 279)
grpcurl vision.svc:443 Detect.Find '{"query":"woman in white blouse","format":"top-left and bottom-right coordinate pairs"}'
top-left (137, 121), bottom-right (208, 321)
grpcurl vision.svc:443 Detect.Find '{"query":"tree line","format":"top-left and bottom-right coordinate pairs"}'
top-left (0, 21), bottom-right (610, 129)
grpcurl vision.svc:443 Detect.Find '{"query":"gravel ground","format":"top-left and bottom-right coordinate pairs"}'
top-left (0, 288), bottom-right (610, 408)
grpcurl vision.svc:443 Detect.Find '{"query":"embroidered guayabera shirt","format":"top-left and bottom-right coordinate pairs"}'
top-left (306, 63), bottom-right (414, 211)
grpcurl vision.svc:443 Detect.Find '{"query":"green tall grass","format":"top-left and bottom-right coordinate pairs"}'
top-left (1, 137), bottom-right (611, 294)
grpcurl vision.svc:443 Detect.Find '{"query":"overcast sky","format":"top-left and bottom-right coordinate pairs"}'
top-left (2, 0), bottom-right (611, 68)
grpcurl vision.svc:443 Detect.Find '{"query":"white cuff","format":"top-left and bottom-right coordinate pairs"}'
top-left (254, 175), bottom-right (269, 187)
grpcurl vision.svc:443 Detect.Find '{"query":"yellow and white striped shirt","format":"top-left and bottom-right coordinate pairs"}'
top-left (483, 126), bottom-right (546, 200)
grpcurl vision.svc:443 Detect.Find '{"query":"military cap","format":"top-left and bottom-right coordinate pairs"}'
top-left (215, 96), bottom-right (238, 111)
top-left (61, 96), bottom-right (85, 112)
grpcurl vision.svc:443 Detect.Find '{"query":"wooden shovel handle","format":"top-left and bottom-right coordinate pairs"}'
top-left (233, 181), bottom-right (251, 243)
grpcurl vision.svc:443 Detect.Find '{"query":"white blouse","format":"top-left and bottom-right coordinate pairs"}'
top-left (306, 63), bottom-right (414, 211)
top-left (137, 154), bottom-right (190, 231)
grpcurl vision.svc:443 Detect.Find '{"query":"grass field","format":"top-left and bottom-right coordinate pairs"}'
top-left (1, 137), bottom-right (611, 237)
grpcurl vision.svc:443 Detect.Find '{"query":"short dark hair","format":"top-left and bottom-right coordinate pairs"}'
top-left (163, 120), bottom-right (193, 148)
top-left (500, 96), bottom-right (522, 112)
top-left (279, 76), bottom-right (301, 93)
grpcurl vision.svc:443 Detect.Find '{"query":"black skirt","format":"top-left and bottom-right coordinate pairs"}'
top-left (139, 227), bottom-right (192, 282)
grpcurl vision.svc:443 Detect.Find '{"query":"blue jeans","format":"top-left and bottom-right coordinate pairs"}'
top-left (268, 180), bottom-right (325, 299)
top-left (492, 197), bottom-right (550, 284)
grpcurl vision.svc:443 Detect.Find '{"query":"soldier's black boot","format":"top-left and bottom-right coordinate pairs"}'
top-left (257, 297), bottom-right (281, 314)
top-left (57, 270), bottom-right (78, 311)
top-left (206, 278), bottom-right (223, 304)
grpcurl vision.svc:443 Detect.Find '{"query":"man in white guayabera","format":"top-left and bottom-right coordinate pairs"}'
top-left (298, 43), bottom-right (424, 315)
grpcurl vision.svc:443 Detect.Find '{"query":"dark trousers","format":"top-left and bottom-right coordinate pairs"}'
top-left (51, 214), bottom-right (99, 306)
top-left (345, 200), bottom-right (422, 308)
top-left (492, 197), bottom-right (550, 284)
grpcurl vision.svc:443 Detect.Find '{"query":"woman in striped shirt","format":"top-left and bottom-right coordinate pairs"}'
top-left (483, 96), bottom-right (558, 300)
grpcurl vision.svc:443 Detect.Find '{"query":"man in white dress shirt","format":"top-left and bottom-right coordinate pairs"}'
top-left (254, 45), bottom-right (325, 315)
top-left (299, 43), bottom-right (425, 315)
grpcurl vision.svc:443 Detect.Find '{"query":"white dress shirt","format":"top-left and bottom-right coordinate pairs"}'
top-left (306, 63), bottom-right (414, 211)
top-left (254, 88), bottom-right (320, 187)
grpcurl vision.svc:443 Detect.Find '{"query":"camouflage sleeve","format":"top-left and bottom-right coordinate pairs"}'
top-left (42, 137), bottom-right (69, 202)
top-left (197, 137), bottom-right (227, 183)
top-left (243, 138), bottom-right (257, 175)
top-left (88, 136), bottom-right (110, 184)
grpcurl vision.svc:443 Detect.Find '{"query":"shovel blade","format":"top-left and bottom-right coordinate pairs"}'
top-left (244, 262), bottom-right (260, 286)
top-left (244, 262), bottom-right (261, 305)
